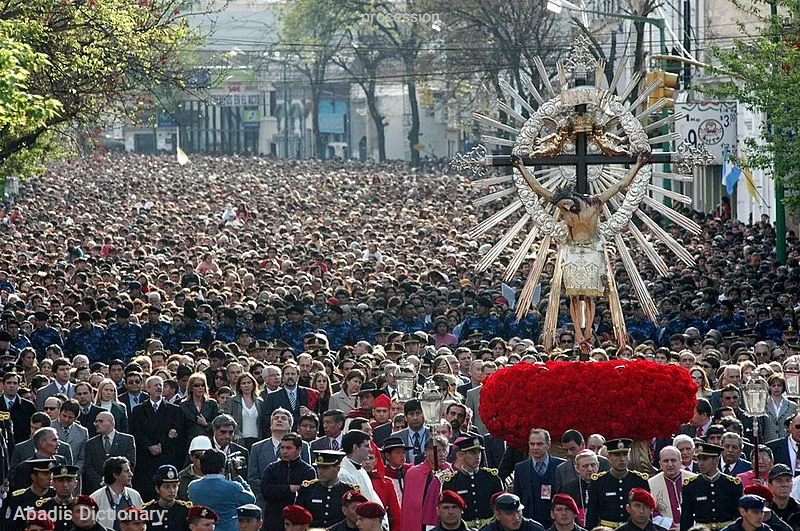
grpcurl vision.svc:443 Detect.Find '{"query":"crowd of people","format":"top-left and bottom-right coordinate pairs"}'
top-left (0, 152), bottom-right (799, 531)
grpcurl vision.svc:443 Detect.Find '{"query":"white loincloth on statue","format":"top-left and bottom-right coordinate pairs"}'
top-left (561, 236), bottom-right (606, 297)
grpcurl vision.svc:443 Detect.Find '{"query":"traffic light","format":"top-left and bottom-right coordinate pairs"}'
top-left (643, 71), bottom-right (679, 110)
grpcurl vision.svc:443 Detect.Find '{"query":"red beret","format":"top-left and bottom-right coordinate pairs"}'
top-left (628, 488), bottom-right (657, 510)
top-left (342, 489), bottom-right (369, 505)
top-left (283, 505), bottom-right (313, 525)
top-left (744, 484), bottom-right (774, 503)
top-left (373, 393), bottom-right (391, 409)
top-left (118, 507), bottom-right (148, 522)
top-left (355, 501), bottom-right (386, 519)
top-left (439, 490), bottom-right (466, 510)
top-left (72, 495), bottom-right (99, 511)
top-left (552, 493), bottom-right (579, 515)
top-left (187, 506), bottom-right (218, 522)
top-left (26, 512), bottom-right (55, 531)
top-left (490, 491), bottom-right (508, 507)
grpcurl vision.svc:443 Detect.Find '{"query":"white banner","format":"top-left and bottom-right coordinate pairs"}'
top-left (674, 101), bottom-right (737, 163)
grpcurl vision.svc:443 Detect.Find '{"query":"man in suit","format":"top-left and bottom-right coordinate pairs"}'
top-left (673, 434), bottom-right (700, 473)
top-left (720, 432), bottom-right (752, 476)
top-left (649, 446), bottom-right (696, 530)
top-left (73, 383), bottom-right (102, 439)
top-left (8, 424), bottom-right (72, 491)
top-left (247, 408), bottom-right (311, 511)
top-left (117, 371), bottom-right (148, 417)
top-left (768, 411), bottom-right (800, 476)
top-left (679, 398), bottom-right (713, 440)
top-left (513, 428), bottom-right (567, 527)
top-left (210, 414), bottom-right (249, 469)
top-left (464, 384), bottom-right (486, 435)
top-left (130, 375), bottom-right (183, 500)
top-left (260, 362), bottom-right (319, 434)
top-left (456, 359), bottom-right (484, 397)
top-left (554, 429), bottom-right (611, 492)
top-left (0, 371), bottom-right (35, 442)
top-left (82, 411), bottom-right (136, 494)
top-left (310, 409), bottom-right (345, 454)
top-left (50, 399), bottom-right (88, 475)
top-left (34, 358), bottom-right (75, 411)
top-left (389, 399), bottom-right (430, 464)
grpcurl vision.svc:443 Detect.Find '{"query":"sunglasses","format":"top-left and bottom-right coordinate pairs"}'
top-left (44, 406), bottom-right (58, 411)
top-left (192, 383), bottom-right (206, 388)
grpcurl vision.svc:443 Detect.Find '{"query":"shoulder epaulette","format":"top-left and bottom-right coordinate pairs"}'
top-left (440, 470), bottom-right (456, 482)
top-left (142, 500), bottom-right (155, 508)
top-left (632, 470), bottom-right (650, 480)
top-left (482, 467), bottom-right (499, 476)
top-left (12, 488), bottom-right (25, 496)
top-left (35, 498), bottom-right (51, 508)
top-left (301, 479), bottom-right (319, 488)
top-left (176, 500), bottom-right (193, 508)
top-left (726, 475), bottom-right (741, 485)
top-left (592, 471), bottom-right (608, 481)
top-left (683, 476), bottom-right (699, 486)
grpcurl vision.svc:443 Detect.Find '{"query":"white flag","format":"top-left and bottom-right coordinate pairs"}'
top-left (177, 147), bottom-right (189, 166)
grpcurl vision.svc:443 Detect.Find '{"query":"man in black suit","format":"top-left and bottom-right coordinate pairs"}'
top-left (117, 371), bottom-right (148, 417)
top-left (130, 375), bottom-right (182, 500)
top-left (0, 371), bottom-right (35, 442)
top-left (210, 414), bottom-right (249, 470)
top-left (34, 358), bottom-right (75, 411)
top-left (82, 411), bottom-right (136, 494)
top-left (767, 411), bottom-right (800, 473)
top-left (73, 382), bottom-right (102, 439)
top-left (260, 363), bottom-right (318, 434)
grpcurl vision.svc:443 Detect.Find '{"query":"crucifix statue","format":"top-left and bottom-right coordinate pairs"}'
top-left (450, 34), bottom-right (713, 352)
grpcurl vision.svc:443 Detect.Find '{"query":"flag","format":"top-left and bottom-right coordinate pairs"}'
top-left (501, 283), bottom-right (517, 310)
top-left (177, 146), bottom-right (189, 166)
top-left (721, 148), bottom-right (741, 195)
top-left (742, 167), bottom-right (758, 199)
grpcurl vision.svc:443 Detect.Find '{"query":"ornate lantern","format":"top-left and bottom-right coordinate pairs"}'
top-left (395, 358), bottom-right (417, 401)
top-left (419, 379), bottom-right (444, 427)
top-left (742, 374), bottom-right (769, 416)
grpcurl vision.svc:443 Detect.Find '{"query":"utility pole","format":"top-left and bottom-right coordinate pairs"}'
top-left (771, 0), bottom-right (786, 263)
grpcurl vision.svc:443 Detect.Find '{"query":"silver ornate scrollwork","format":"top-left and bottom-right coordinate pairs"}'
top-left (674, 141), bottom-right (715, 174)
top-left (448, 145), bottom-right (488, 177)
top-left (562, 34), bottom-right (598, 80)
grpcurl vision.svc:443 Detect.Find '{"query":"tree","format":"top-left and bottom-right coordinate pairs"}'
top-left (707, 0), bottom-right (800, 210)
top-left (279, 0), bottom-right (357, 159)
top-left (0, 0), bottom-right (201, 179)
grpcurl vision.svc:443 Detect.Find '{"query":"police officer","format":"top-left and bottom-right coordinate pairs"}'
top-left (143, 465), bottom-right (192, 531)
top-left (35, 464), bottom-right (80, 531)
top-left (720, 495), bottom-right (772, 531)
top-left (4, 459), bottom-right (54, 531)
top-left (295, 450), bottom-right (357, 528)
top-left (236, 504), bottom-right (262, 531)
top-left (614, 488), bottom-right (667, 531)
top-left (681, 442), bottom-right (743, 531)
top-left (586, 439), bottom-right (650, 529)
top-left (442, 436), bottom-right (503, 529)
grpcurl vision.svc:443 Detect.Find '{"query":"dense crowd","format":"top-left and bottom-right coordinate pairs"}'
top-left (2, 152), bottom-right (800, 531)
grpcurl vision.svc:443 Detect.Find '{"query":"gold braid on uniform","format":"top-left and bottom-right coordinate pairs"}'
top-left (631, 470), bottom-right (650, 480)
top-left (176, 500), bottom-right (193, 507)
top-left (142, 500), bottom-right (155, 508)
top-left (35, 498), bottom-right (51, 507)
top-left (482, 467), bottom-right (499, 476)
top-left (683, 476), bottom-right (699, 486)
top-left (726, 476), bottom-right (741, 484)
top-left (591, 472), bottom-right (608, 481)
top-left (11, 489), bottom-right (25, 496)
top-left (301, 479), bottom-right (319, 488)
top-left (440, 470), bottom-right (456, 482)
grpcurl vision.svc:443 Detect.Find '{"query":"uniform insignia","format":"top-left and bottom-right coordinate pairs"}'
top-left (632, 470), bottom-right (650, 479)
top-left (592, 471), bottom-right (607, 481)
top-left (301, 479), bottom-right (319, 488)
top-left (482, 467), bottom-right (499, 476)
top-left (727, 475), bottom-right (741, 484)
top-left (696, 444), bottom-right (704, 454)
top-left (36, 498), bottom-right (51, 507)
top-left (201, 508), bottom-right (208, 517)
top-left (440, 470), bottom-right (455, 482)
top-left (176, 500), bottom-right (193, 507)
top-left (167, 469), bottom-right (176, 479)
top-left (683, 476), bottom-right (698, 485)
top-left (60, 467), bottom-right (68, 475)
top-left (142, 500), bottom-right (155, 508)
top-left (617, 440), bottom-right (625, 449)
top-left (12, 488), bottom-right (25, 496)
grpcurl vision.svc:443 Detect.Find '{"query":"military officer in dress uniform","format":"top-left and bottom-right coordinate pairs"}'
top-left (142, 465), bottom-right (192, 531)
top-left (442, 436), bottom-right (503, 529)
top-left (614, 488), bottom-right (667, 531)
top-left (681, 442), bottom-right (743, 531)
top-left (586, 439), bottom-right (651, 529)
top-left (35, 464), bottom-right (80, 531)
top-left (4, 459), bottom-right (55, 531)
top-left (295, 450), bottom-right (357, 528)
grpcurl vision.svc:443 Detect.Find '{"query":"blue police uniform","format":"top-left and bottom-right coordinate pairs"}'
top-left (141, 320), bottom-right (174, 342)
top-left (10, 334), bottom-right (30, 353)
top-left (352, 324), bottom-right (377, 345)
top-left (662, 316), bottom-right (707, 343)
top-left (65, 325), bottom-right (107, 362)
top-left (280, 321), bottom-right (315, 352)
top-left (625, 317), bottom-right (659, 344)
top-left (104, 322), bottom-right (144, 361)
top-left (460, 314), bottom-right (502, 341)
top-left (215, 321), bottom-right (246, 343)
top-left (169, 321), bottom-right (214, 351)
top-left (321, 321), bottom-right (355, 350)
top-left (706, 313), bottom-right (745, 334)
top-left (249, 325), bottom-right (279, 341)
top-left (503, 312), bottom-right (540, 341)
top-left (754, 318), bottom-right (788, 344)
top-left (394, 317), bottom-right (426, 334)
top-left (29, 326), bottom-right (63, 358)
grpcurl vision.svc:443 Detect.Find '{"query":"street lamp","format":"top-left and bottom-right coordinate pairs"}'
top-left (742, 375), bottom-right (769, 480)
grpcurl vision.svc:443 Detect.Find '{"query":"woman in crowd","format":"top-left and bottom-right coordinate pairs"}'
top-left (225, 372), bottom-right (262, 450)
top-left (180, 372), bottom-right (220, 450)
top-left (94, 378), bottom-right (129, 433)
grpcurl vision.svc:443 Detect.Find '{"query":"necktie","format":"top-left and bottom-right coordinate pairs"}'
top-left (103, 435), bottom-right (111, 454)
top-left (794, 444), bottom-right (800, 475)
top-left (696, 426), bottom-right (704, 438)
top-left (274, 443), bottom-right (280, 460)
top-left (132, 395), bottom-right (139, 404)
top-left (152, 402), bottom-right (159, 413)
top-left (412, 432), bottom-right (421, 455)
top-left (288, 391), bottom-right (297, 410)
top-left (331, 439), bottom-right (339, 451)
top-left (535, 461), bottom-right (546, 476)
top-left (724, 464), bottom-right (732, 475)
top-left (63, 425), bottom-right (70, 438)
top-left (60, 385), bottom-right (66, 394)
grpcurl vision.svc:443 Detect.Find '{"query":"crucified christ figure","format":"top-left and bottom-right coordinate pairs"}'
top-left (511, 153), bottom-right (650, 350)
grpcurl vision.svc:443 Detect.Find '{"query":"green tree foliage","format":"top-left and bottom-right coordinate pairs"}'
top-left (0, 0), bottom-right (198, 178)
top-left (707, 0), bottom-right (800, 209)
